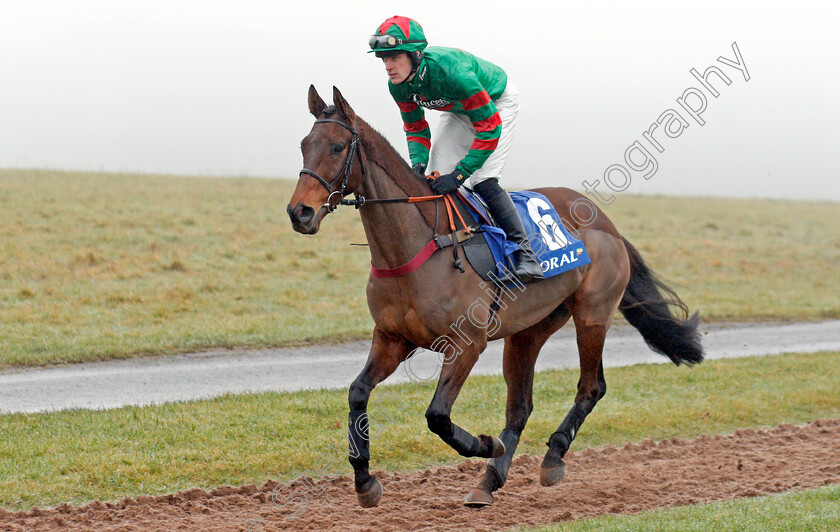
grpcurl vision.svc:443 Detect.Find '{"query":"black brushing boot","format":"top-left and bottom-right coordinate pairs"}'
top-left (473, 179), bottom-right (545, 282)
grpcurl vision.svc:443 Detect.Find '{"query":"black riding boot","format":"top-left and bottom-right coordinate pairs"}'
top-left (473, 179), bottom-right (545, 282)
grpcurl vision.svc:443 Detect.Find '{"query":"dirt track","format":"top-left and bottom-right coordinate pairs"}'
top-left (2, 419), bottom-right (838, 531)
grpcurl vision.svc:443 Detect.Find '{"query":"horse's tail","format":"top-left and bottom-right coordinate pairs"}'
top-left (619, 237), bottom-right (704, 365)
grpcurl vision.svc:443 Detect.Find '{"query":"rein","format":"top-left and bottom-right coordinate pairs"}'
top-left (339, 194), bottom-right (440, 208)
top-left (299, 118), bottom-right (441, 212)
top-left (300, 117), bottom-right (475, 278)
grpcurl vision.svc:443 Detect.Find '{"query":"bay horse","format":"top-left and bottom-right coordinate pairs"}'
top-left (287, 86), bottom-right (703, 508)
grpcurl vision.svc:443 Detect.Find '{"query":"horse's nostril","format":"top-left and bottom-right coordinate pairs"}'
top-left (297, 205), bottom-right (314, 223)
top-left (287, 204), bottom-right (315, 225)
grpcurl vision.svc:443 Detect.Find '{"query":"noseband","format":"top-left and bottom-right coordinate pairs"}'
top-left (299, 118), bottom-right (366, 213)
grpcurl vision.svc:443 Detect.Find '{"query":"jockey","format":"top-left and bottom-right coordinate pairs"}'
top-left (369, 16), bottom-right (544, 282)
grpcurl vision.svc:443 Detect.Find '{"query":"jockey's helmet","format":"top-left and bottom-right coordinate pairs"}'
top-left (368, 16), bottom-right (427, 58)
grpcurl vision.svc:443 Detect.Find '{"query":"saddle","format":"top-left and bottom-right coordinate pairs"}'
top-left (443, 188), bottom-right (591, 282)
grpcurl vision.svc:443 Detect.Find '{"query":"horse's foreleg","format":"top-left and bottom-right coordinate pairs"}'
top-left (348, 327), bottom-right (413, 508)
top-left (425, 347), bottom-right (505, 460)
top-left (466, 304), bottom-right (571, 507)
top-left (541, 321), bottom-right (608, 486)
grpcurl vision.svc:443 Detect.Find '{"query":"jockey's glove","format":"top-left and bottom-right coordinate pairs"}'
top-left (428, 170), bottom-right (467, 195)
top-left (412, 163), bottom-right (427, 177)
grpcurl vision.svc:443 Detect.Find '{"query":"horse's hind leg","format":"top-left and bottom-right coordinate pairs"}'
top-left (349, 327), bottom-right (414, 508)
top-left (540, 231), bottom-right (628, 486)
top-left (465, 303), bottom-right (572, 507)
top-left (540, 319), bottom-right (609, 486)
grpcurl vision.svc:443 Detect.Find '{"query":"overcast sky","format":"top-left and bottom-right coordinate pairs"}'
top-left (1, 1), bottom-right (838, 201)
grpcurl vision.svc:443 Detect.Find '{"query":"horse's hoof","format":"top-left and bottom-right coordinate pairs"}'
top-left (464, 488), bottom-right (494, 507)
top-left (478, 434), bottom-right (506, 458)
top-left (539, 461), bottom-right (566, 487)
top-left (356, 476), bottom-right (382, 508)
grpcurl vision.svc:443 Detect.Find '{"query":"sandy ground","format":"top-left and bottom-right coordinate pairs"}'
top-left (2, 419), bottom-right (838, 531)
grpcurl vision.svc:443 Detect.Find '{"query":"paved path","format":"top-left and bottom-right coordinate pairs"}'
top-left (1, 321), bottom-right (838, 414)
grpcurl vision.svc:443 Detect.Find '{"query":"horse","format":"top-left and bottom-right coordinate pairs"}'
top-left (287, 85), bottom-right (703, 509)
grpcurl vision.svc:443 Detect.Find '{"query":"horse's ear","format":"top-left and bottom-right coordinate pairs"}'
top-left (332, 86), bottom-right (356, 122)
top-left (308, 85), bottom-right (327, 117)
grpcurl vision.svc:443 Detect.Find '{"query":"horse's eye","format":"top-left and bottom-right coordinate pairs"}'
top-left (331, 144), bottom-right (345, 155)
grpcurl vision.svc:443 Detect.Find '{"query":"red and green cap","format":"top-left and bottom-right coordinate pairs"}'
top-left (368, 16), bottom-right (427, 54)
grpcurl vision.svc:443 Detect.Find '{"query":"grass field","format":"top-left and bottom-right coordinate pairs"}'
top-left (0, 169), bottom-right (838, 368)
top-left (0, 351), bottom-right (837, 512)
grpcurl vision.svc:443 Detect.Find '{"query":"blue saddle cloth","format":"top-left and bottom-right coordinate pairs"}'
top-left (458, 189), bottom-right (591, 279)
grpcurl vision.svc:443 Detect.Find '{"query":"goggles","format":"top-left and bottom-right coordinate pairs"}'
top-left (368, 34), bottom-right (427, 50)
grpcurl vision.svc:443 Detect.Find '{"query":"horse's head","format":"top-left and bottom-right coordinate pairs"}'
top-left (287, 85), bottom-right (367, 234)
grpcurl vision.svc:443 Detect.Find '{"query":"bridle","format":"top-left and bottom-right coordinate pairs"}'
top-left (299, 118), bottom-right (366, 213)
top-left (299, 116), bottom-right (444, 212)
top-left (296, 115), bottom-right (487, 278)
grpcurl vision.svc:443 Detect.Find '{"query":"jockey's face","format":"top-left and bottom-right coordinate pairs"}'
top-left (382, 52), bottom-right (413, 84)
